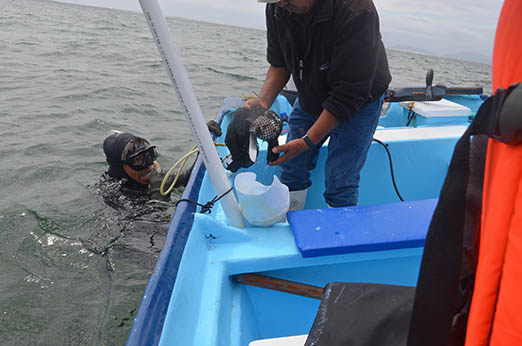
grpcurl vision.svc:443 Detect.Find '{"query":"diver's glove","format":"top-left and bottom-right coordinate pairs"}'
top-left (250, 108), bottom-right (284, 164)
top-left (149, 170), bottom-right (173, 202)
top-left (225, 105), bottom-right (283, 172)
top-left (207, 120), bottom-right (222, 138)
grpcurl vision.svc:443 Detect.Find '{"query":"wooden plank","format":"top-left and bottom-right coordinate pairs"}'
top-left (236, 274), bottom-right (323, 300)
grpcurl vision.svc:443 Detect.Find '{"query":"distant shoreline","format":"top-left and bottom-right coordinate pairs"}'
top-left (49, 0), bottom-right (491, 66)
top-left (388, 47), bottom-right (491, 66)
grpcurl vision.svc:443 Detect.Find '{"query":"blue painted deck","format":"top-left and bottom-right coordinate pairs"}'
top-left (158, 211), bottom-right (424, 346)
top-left (128, 94), bottom-right (485, 346)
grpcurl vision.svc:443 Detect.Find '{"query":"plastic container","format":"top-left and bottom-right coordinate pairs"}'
top-left (234, 172), bottom-right (290, 227)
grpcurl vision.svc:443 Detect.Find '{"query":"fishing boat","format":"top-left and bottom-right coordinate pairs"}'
top-left (128, 1), bottom-right (522, 345)
top-left (127, 86), bottom-right (483, 346)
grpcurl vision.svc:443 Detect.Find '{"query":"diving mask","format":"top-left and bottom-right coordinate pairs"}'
top-left (124, 145), bottom-right (158, 171)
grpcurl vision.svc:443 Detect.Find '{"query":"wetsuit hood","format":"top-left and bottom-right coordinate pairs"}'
top-left (103, 132), bottom-right (135, 179)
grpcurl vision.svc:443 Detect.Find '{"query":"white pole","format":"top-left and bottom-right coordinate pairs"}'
top-left (138, 0), bottom-right (245, 228)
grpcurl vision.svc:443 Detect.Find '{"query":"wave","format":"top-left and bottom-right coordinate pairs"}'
top-left (205, 67), bottom-right (258, 81)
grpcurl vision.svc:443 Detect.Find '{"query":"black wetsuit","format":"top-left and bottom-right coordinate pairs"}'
top-left (86, 173), bottom-right (173, 257)
top-left (81, 168), bottom-right (190, 262)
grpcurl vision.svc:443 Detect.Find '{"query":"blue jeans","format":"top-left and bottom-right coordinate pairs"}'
top-left (280, 96), bottom-right (383, 207)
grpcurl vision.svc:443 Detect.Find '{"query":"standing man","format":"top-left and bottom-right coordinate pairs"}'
top-left (247, 0), bottom-right (391, 208)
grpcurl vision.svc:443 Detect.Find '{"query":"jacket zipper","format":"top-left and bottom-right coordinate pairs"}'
top-left (299, 59), bottom-right (304, 83)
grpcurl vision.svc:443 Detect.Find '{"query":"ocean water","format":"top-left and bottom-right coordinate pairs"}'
top-left (0, 0), bottom-right (491, 345)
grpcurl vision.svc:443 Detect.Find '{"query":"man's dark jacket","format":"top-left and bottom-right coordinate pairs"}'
top-left (266, 0), bottom-right (391, 123)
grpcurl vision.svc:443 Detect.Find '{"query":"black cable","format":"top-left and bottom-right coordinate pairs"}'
top-left (176, 186), bottom-right (234, 214)
top-left (373, 138), bottom-right (405, 202)
top-left (405, 110), bottom-right (415, 127)
top-left (178, 140), bottom-right (404, 207)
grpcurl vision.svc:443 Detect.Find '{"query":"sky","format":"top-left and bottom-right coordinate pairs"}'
top-left (54, 0), bottom-right (504, 64)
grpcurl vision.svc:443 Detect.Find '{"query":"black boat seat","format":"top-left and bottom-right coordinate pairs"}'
top-left (304, 282), bottom-right (414, 346)
top-left (248, 282), bottom-right (414, 346)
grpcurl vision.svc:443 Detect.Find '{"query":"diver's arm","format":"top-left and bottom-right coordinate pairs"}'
top-left (246, 66), bottom-right (290, 109)
top-left (149, 166), bottom-right (191, 201)
top-left (174, 168), bottom-right (192, 188)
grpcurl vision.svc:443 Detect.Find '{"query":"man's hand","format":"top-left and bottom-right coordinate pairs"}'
top-left (244, 97), bottom-right (269, 109)
top-left (269, 108), bottom-right (340, 166)
top-left (268, 138), bottom-right (309, 166)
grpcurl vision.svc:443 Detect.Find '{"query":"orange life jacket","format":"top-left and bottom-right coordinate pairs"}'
top-left (464, 1), bottom-right (522, 345)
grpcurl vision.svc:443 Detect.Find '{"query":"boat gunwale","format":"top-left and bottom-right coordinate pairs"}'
top-left (126, 104), bottom-right (231, 346)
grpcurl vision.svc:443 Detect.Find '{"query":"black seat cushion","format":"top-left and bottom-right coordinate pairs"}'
top-left (305, 282), bottom-right (415, 346)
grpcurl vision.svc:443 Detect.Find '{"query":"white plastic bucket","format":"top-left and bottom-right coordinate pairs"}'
top-left (234, 172), bottom-right (290, 227)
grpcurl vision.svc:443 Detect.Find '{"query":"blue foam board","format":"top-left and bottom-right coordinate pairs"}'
top-left (288, 199), bottom-right (438, 258)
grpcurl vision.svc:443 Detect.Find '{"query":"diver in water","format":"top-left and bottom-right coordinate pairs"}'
top-left (102, 131), bottom-right (187, 202)
top-left (101, 121), bottom-right (222, 203)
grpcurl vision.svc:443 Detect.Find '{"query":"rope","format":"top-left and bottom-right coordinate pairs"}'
top-left (160, 143), bottom-right (226, 196)
top-left (176, 186), bottom-right (234, 214)
top-left (241, 90), bottom-right (259, 101)
top-left (164, 141), bottom-right (231, 214)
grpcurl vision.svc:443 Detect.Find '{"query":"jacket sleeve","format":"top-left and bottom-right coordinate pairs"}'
top-left (322, 11), bottom-right (381, 123)
top-left (266, 5), bottom-right (287, 68)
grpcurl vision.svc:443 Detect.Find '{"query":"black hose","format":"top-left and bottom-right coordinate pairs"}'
top-left (372, 138), bottom-right (405, 202)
